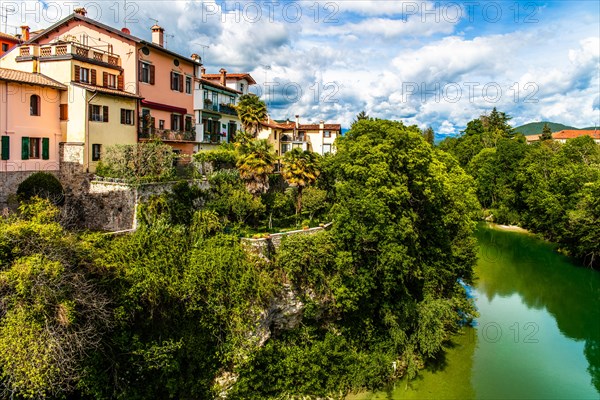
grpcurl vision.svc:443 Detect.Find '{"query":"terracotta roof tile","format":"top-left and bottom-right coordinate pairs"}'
top-left (72, 82), bottom-right (142, 98)
top-left (299, 124), bottom-right (342, 131)
top-left (0, 67), bottom-right (67, 90)
top-left (553, 130), bottom-right (600, 140)
top-left (0, 32), bottom-right (19, 41)
top-left (527, 130), bottom-right (600, 142)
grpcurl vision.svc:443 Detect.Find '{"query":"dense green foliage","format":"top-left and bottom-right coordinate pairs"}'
top-left (95, 141), bottom-right (176, 183)
top-left (16, 172), bottom-right (64, 205)
top-left (236, 94), bottom-right (267, 136)
top-left (440, 110), bottom-right (600, 268)
top-left (1, 119), bottom-right (482, 398)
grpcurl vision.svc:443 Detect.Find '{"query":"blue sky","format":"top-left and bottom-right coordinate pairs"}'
top-left (5, 0), bottom-right (599, 135)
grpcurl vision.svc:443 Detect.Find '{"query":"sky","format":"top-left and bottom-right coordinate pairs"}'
top-left (2, 0), bottom-right (599, 136)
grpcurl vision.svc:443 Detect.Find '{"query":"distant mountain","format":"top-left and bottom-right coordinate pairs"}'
top-left (514, 122), bottom-right (579, 136)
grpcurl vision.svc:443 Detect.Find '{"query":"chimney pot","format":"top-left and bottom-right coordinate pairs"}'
top-left (200, 66), bottom-right (206, 75)
top-left (74, 7), bottom-right (87, 16)
top-left (121, 27), bottom-right (131, 34)
top-left (20, 25), bottom-right (30, 41)
top-left (219, 68), bottom-right (227, 86)
top-left (151, 24), bottom-right (164, 47)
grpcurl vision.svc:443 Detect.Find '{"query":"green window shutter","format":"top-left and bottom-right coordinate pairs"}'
top-left (21, 137), bottom-right (29, 160)
top-left (42, 138), bottom-right (49, 160)
top-left (1, 136), bottom-right (9, 160)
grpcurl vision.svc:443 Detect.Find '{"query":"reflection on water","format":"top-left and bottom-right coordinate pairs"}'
top-left (353, 224), bottom-right (600, 399)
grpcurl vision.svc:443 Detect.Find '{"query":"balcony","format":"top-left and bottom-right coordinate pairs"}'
top-left (139, 128), bottom-right (196, 142)
top-left (202, 101), bottom-right (238, 116)
top-left (281, 134), bottom-right (307, 143)
top-left (18, 42), bottom-right (120, 67)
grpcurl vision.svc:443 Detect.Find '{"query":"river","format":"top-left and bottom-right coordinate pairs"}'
top-left (353, 224), bottom-right (600, 399)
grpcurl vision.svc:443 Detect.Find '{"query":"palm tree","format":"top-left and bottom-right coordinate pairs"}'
top-left (236, 94), bottom-right (267, 137)
top-left (236, 139), bottom-right (276, 197)
top-left (281, 148), bottom-right (321, 215)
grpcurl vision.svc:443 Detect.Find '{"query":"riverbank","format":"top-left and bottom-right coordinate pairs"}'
top-left (484, 222), bottom-right (530, 234)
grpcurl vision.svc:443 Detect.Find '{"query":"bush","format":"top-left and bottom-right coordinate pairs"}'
top-left (16, 172), bottom-right (64, 205)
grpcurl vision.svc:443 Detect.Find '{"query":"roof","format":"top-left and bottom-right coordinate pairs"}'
top-left (28, 13), bottom-right (199, 65)
top-left (72, 82), bottom-right (142, 99)
top-left (299, 124), bottom-right (342, 131)
top-left (203, 73), bottom-right (257, 85)
top-left (198, 78), bottom-right (241, 94)
top-left (0, 67), bottom-right (67, 90)
top-left (261, 120), bottom-right (296, 129)
top-left (0, 32), bottom-right (19, 42)
top-left (527, 129), bottom-right (600, 142)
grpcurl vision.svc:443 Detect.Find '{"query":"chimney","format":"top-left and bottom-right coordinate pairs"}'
top-left (219, 68), bottom-right (227, 86)
top-left (121, 27), bottom-right (131, 35)
top-left (20, 26), bottom-right (30, 41)
top-left (200, 66), bottom-right (206, 75)
top-left (74, 7), bottom-right (87, 16)
top-left (295, 115), bottom-right (300, 129)
top-left (151, 24), bottom-right (164, 47)
top-left (190, 53), bottom-right (201, 63)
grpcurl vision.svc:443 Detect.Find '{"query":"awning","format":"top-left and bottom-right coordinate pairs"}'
top-left (201, 111), bottom-right (221, 119)
top-left (141, 100), bottom-right (187, 114)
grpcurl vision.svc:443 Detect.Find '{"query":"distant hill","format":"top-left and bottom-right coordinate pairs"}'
top-left (514, 122), bottom-right (579, 136)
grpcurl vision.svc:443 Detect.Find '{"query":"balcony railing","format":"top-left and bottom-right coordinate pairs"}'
top-left (139, 128), bottom-right (196, 142)
top-left (202, 101), bottom-right (238, 116)
top-left (281, 134), bottom-right (306, 142)
top-left (17, 42), bottom-right (121, 67)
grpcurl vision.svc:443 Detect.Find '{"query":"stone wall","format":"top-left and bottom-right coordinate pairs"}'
top-left (0, 169), bottom-right (61, 206)
top-left (241, 223), bottom-right (333, 260)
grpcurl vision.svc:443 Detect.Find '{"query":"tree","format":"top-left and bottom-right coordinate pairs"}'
top-left (236, 94), bottom-right (267, 137)
top-left (351, 110), bottom-right (370, 128)
top-left (236, 139), bottom-right (277, 197)
top-left (17, 172), bottom-right (64, 205)
top-left (541, 123), bottom-right (553, 141)
top-left (281, 148), bottom-right (321, 215)
top-left (422, 126), bottom-right (435, 145)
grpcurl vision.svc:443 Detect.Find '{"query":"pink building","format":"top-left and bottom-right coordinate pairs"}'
top-left (0, 67), bottom-right (66, 202)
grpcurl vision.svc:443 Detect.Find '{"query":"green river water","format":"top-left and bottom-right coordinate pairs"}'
top-left (354, 224), bottom-right (600, 399)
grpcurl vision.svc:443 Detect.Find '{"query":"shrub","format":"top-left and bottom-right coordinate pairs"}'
top-left (16, 172), bottom-right (64, 205)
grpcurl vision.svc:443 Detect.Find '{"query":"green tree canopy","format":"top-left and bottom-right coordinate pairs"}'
top-left (236, 94), bottom-right (268, 137)
top-left (281, 148), bottom-right (321, 215)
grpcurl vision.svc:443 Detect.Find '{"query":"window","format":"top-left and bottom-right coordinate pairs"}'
top-left (120, 109), bottom-right (134, 125)
top-left (159, 120), bottom-right (165, 129)
top-left (92, 144), bottom-right (101, 161)
top-left (171, 114), bottom-right (182, 131)
top-left (171, 72), bottom-right (183, 91)
top-left (30, 95), bottom-right (40, 116)
top-left (229, 96), bottom-right (234, 105)
top-left (240, 83), bottom-right (244, 92)
top-left (1, 136), bottom-right (9, 160)
top-left (59, 104), bottom-right (68, 120)
top-left (89, 105), bottom-right (109, 122)
top-left (139, 62), bottom-right (155, 84)
top-left (324, 130), bottom-right (331, 138)
top-left (2, 43), bottom-right (8, 52)
top-left (185, 116), bottom-right (193, 132)
top-left (104, 72), bottom-right (117, 88)
top-left (21, 137), bottom-right (45, 160)
top-left (185, 76), bottom-right (192, 94)
top-left (80, 67), bottom-right (90, 83)
top-left (281, 143), bottom-right (291, 154)
top-left (323, 144), bottom-right (332, 154)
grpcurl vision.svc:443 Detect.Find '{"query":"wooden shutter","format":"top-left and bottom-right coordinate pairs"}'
top-left (60, 104), bottom-right (68, 120)
top-left (1, 136), bottom-right (9, 160)
top-left (74, 65), bottom-right (81, 82)
top-left (179, 115), bottom-right (184, 130)
top-left (149, 65), bottom-right (155, 84)
top-left (102, 106), bottom-right (109, 122)
top-left (103, 71), bottom-right (108, 87)
top-left (91, 69), bottom-right (97, 85)
top-left (178, 74), bottom-right (183, 92)
top-left (138, 61), bottom-right (143, 81)
top-left (88, 104), bottom-right (93, 121)
top-left (117, 74), bottom-right (124, 90)
top-left (21, 137), bottom-right (29, 160)
top-left (42, 138), bottom-right (49, 160)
